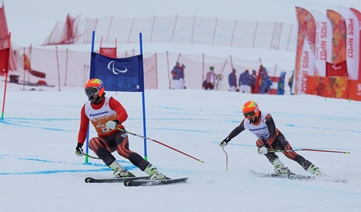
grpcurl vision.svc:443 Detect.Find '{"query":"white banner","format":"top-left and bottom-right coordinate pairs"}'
top-left (297, 40), bottom-right (314, 94)
top-left (339, 7), bottom-right (360, 80)
top-left (311, 10), bottom-right (332, 77)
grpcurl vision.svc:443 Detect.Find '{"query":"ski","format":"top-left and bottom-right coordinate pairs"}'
top-left (249, 170), bottom-right (347, 183)
top-left (250, 170), bottom-right (314, 180)
top-left (85, 176), bottom-right (149, 183)
top-left (124, 177), bottom-right (188, 187)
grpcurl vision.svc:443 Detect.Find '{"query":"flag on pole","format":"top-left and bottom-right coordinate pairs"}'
top-left (0, 48), bottom-right (9, 74)
top-left (0, 36), bottom-right (10, 120)
top-left (84, 32), bottom-right (148, 163)
top-left (89, 52), bottom-right (144, 92)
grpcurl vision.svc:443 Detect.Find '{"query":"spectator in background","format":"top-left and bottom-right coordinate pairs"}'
top-left (288, 71), bottom-right (294, 95)
top-left (205, 66), bottom-right (216, 90)
top-left (171, 62), bottom-right (182, 89)
top-left (277, 71), bottom-right (286, 95)
top-left (239, 70), bottom-right (251, 93)
top-left (228, 68), bottom-right (238, 92)
top-left (202, 79), bottom-right (206, 89)
top-left (250, 70), bottom-right (257, 93)
top-left (265, 71), bottom-right (273, 93)
top-left (258, 65), bottom-right (267, 94)
top-left (179, 64), bottom-right (186, 89)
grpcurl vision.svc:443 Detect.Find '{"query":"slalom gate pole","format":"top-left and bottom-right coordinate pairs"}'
top-left (222, 147), bottom-right (228, 171)
top-left (269, 149), bottom-right (350, 154)
top-left (118, 128), bottom-right (204, 163)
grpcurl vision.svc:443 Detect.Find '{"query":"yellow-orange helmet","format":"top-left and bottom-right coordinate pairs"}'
top-left (84, 78), bottom-right (105, 97)
top-left (242, 101), bottom-right (260, 118)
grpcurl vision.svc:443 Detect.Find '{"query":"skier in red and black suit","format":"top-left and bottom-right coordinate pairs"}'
top-left (76, 78), bottom-right (168, 180)
top-left (220, 100), bottom-right (323, 176)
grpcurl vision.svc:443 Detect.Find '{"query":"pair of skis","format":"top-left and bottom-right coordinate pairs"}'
top-left (249, 170), bottom-right (348, 183)
top-left (85, 176), bottom-right (188, 187)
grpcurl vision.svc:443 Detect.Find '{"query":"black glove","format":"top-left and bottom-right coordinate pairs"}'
top-left (75, 143), bottom-right (84, 156)
top-left (219, 137), bottom-right (231, 148)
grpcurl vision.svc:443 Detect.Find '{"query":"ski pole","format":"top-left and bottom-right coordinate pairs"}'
top-left (222, 147), bottom-right (228, 171)
top-left (84, 153), bottom-right (101, 160)
top-left (269, 149), bottom-right (350, 154)
top-left (118, 128), bottom-right (205, 163)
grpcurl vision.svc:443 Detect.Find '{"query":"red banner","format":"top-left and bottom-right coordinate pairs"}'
top-left (306, 76), bottom-right (361, 101)
top-left (99, 47), bottom-right (117, 58)
top-left (348, 80), bottom-right (361, 101)
top-left (327, 10), bottom-right (347, 64)
top-left (306, 76), bottom-right (348, 99)
top-left (0, 3), bottom-right (9, 41)
top-left (326, 60), bottom-right (347, 77)
top-left (0, 48), bottom-right (9, 74)
top-left (294, 7), bottom-right (316, 95)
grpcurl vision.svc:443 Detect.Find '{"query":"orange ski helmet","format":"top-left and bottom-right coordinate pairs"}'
top-left (84, 78), bottom-right (105, 97)
top-left (242, 100), bottom-right (260, 118)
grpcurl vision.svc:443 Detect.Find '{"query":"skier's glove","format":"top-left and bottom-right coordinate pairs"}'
top-left (219, 137), bottom-right (230, 148)
top-left (75, 143), bottom-right (84, 156)
top-left (258, 146), bottom-right (268, 154)
top-left (105, 120), bottom-right (119, 130)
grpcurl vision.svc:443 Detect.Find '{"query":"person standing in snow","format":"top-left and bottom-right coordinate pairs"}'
top-left (288, 71), bottom-right (294, 95)
top-left (219, 100), bottom-right (323, 176)
top-left (171, 62), bottom-right (183, 89)
top-left (277, 71), bottom-right (286, 95)
top-left (205, 66), bottom-right (216, 90)
top-left (180, 64), bottom-right (186, 89)
top-left (75, 78), bottom-right (168, 180)
top-left (250, 70), bottom-right (257, 93)
top-left (258, 65), bottom-right (267, 94)
top-left (228, 68), bottom-right (238, 92)
top-left (239, 70), bottom-right (251, 93)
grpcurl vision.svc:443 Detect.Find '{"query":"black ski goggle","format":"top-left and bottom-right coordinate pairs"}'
top-left (85, 87), bottom-right (99, 97)
top-left (243, 111), bottom-right (256, 118)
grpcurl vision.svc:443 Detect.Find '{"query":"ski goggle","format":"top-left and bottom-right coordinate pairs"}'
top-left (85, 87), bottom-right (99, 97)
top-left (243, 111), bottom-right (256, 118)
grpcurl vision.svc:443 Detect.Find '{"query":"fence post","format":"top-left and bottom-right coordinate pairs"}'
top-left (231, 20), bottom-right (238, 47)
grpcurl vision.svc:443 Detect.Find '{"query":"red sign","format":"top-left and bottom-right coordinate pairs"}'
top-left (326, 60), bottom-right (347, 77)
top-left (99, 47), bottom-right (117, 58)
top-left (0, 48), bottom-right (9, 74)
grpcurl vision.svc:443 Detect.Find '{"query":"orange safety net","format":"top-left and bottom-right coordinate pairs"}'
top-left (43, 15), bottom-right (296, 51)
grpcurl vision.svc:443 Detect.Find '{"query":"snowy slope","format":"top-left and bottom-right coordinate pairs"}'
top-left (0, 84), bottom-right (360, 211)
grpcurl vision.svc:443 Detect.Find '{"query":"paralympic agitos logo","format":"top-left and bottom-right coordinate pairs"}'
top-left (107, 61), bottom-right (128, 75)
